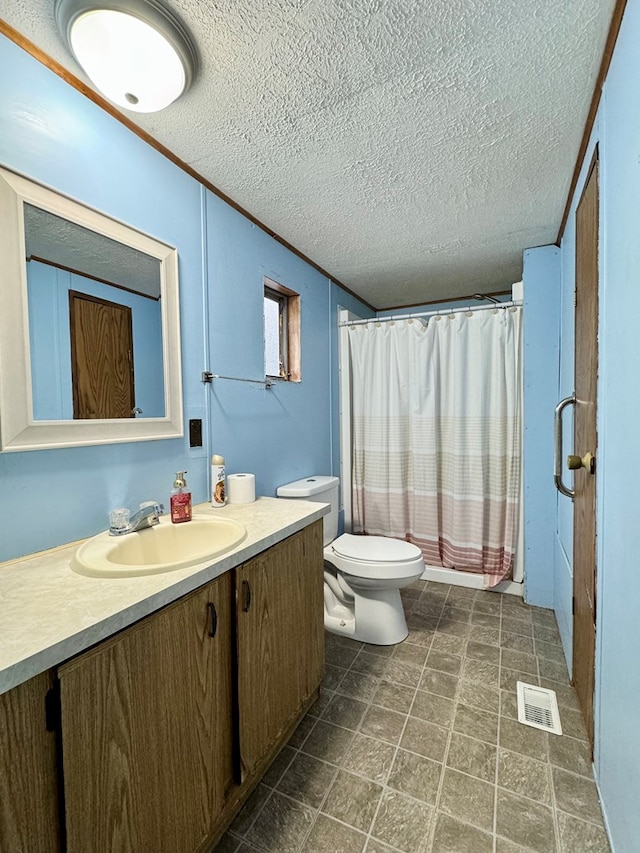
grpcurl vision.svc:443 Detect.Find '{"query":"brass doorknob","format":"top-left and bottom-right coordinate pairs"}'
top-left (567, 452), bottom-right (595, 474)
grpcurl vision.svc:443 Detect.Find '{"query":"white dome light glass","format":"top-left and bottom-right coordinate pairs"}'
top-left (55, 0), bottom-right (197, 113)
top-left (70, 10), bottom-right (185, 112)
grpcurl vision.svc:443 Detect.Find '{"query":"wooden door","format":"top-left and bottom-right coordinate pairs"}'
top-left (0, 671), bottom-right (61, 853)
top-left (69, 290), bottom-right (135, 419)
top-left (59, 574), bottom-right (233, 853)
top-left (572, 151), bottom-right (599, 747)
top-left (236, 522), bottom-right (324, 777)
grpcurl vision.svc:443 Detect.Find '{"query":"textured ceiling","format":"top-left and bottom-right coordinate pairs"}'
top-left (0, 0), bottom-right (616, 308)
top-left (25, 205), bottom-right (161, 298)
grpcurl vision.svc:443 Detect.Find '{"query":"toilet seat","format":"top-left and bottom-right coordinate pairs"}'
top-left (325, 534), bottom-right (424, 581)
top-left (331, 533), bottom-right (421, 563)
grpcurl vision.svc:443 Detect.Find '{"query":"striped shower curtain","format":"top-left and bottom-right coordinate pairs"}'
top-left (350, 307), bottom-right (522, 587)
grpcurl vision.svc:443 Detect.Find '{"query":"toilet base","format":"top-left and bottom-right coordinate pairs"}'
top-left (323, 585), bottom-right (409, 646)
top-left (324, 613), bottom-right (356, 640)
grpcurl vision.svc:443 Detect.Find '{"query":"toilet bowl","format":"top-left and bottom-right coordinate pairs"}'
top-left (276, 476), bottom-right (424, 645)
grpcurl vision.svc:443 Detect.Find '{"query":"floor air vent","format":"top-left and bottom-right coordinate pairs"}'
top-left (516, 681), bottom-right (563, 735)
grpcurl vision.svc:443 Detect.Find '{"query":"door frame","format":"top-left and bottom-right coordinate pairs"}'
top-left (571, 147), bottom-right (599, 749)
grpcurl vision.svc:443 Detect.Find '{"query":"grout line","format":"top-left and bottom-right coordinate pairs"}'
top-left (361, 657), bottom-right (432, 848)
top-left (221, 585), bottom-right (603, 853)
top-left (537, 647), bottom-right (564, 853)
top-left (423, 585), bottom-right (475, 850)
top-left (324, 644), bottom-right (396, 851)
top-left (229, 699), bottom-right (329, 848)
top-left (277, 678), bottom-right (353, 852)
top-left (492, 607), bottom-right (503, 853)
top-left (359, 585), bottom-right (444, 852)
top-left (291, 757), bottom-right (343, 851)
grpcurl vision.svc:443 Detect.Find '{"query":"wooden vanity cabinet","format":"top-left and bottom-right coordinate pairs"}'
top-left (0, 670), bottom-right (61, 853)
top-left (38, 518), bottom-right (324, 853)
top-left (58, 572), bottom-right (233, 853)
top-left (236, 521), bottom-right (324, 778)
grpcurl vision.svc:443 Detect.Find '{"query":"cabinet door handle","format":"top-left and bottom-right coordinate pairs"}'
top-left (242, 580), bottom-right (251, 613)
top-left (207, 602), bottom-right (218, 638)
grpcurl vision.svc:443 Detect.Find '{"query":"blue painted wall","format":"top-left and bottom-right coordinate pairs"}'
top-left (521, 247), bottom-right (560, 609)
top-left (0, 35), bottom-right (370, 562)
top-left (0, 35), bottom-right (203, 561)
top-left (590, 2), bottom-right (640, 848)
top-left (552, 2), bottom-right (640, 848)
top-left (203, 193), bottom-right (364, 496)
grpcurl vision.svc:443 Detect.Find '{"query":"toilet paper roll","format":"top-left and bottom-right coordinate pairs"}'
top-left (226, 473), bottom-right (256, 504)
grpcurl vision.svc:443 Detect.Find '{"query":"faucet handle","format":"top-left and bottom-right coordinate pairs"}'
top-left (109, 507), bottom-right (131, 535)
top-left (109, 506), bottom-right (129, 530)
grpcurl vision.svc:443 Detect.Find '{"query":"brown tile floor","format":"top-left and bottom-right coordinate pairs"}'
top-left (214, 581), bottom-right (610, 853)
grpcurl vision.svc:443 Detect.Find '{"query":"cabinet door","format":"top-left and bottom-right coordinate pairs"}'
top-left (236, 521), bottom-right (324, 776)
top-left (59, 574), bottom-right (233, 853)
top-left (297, 520), bottom-right (325, 701)
top-left (0, 671), bottom-right (61, 853)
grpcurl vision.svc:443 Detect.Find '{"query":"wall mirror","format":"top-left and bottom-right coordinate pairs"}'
top-left (0, 166), bottom-right (183, 451)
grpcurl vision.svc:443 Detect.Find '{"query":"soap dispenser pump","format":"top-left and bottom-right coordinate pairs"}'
top-left (170, 471), bottom-right (192, 524)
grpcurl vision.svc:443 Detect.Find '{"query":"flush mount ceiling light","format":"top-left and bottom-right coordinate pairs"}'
top-left (54, 0), bottom-right (198, 112)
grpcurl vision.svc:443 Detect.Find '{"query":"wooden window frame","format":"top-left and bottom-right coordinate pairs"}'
top-left (264, 278), bottom-right (300, 382)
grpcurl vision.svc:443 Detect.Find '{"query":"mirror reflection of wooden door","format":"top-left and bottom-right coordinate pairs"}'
top-left (69, 291), bottom-right (135, 419)
top-left (573, 150), bottom-right (599, 750)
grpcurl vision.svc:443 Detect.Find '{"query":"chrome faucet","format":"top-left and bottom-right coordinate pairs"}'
top-left (109, 502), bottom-right (164, 536)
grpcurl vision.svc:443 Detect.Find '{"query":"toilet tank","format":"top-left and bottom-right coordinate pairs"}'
top-left (276, 476), bottom-right (339, 546)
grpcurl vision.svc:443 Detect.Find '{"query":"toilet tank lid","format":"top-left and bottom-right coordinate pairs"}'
top-left (332, 534), bottom-right (422, 562)
top-left (276, 476), bottom-right (339, 497)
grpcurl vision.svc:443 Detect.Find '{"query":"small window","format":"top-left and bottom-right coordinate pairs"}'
top-left (263, 278), bottom-right (300, 381)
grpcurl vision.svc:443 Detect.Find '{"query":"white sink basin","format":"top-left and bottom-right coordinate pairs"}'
top-left (72, 515), bottom-right (247, 577)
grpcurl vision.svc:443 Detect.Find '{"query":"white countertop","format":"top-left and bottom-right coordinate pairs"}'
top-left (0, 497), bottom-right (327, 696)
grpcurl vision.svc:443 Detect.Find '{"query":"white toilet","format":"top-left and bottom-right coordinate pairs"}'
top-left (276, 476), bottom-right (424, 645)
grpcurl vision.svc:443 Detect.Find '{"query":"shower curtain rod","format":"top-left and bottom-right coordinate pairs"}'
top-left (339, 299), bottom-right (523, 327)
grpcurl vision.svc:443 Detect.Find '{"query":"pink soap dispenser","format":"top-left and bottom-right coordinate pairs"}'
top-left (170, 471), bottom-right (192, 524)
